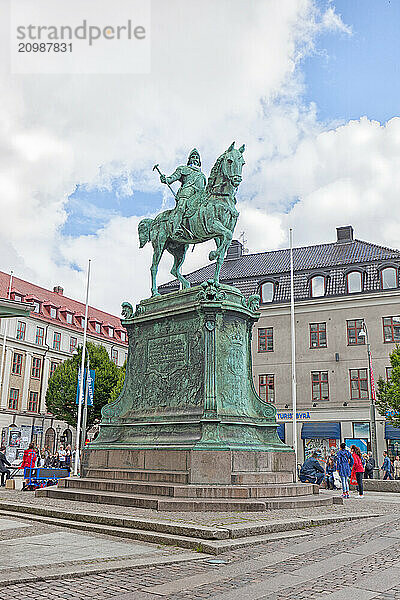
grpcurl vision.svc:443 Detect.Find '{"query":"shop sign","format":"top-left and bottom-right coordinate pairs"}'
top-left (276, 411), bottom-right (311, 421)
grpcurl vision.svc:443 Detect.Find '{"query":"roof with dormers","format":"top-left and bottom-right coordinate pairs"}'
top-left (159, 236), bottom-right (400, 302)
top-left (0, 271), bottom-right (127, 345)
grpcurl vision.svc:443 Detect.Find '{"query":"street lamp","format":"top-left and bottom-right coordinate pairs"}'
top-left (359, 322), bottom-right (379, 478)
top-left (55, 424), bottom-right (61, 450)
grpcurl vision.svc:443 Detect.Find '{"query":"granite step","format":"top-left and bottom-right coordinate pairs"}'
top-left (232, 472), bottom-right (294, 484)
top-left (86, 468), bottom-right (189, 484)
top-left (60, 477), bottom-right (315, 498)
top-left (37, 486), bottom-right (338, 511)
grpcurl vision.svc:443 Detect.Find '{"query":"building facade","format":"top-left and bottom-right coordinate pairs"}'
top-left (160, 226), bottom-right (400, 462)
top-left (0, 272), bottom-right (128, 457)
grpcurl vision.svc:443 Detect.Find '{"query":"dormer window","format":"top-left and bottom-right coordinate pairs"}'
top-left (381, 267), bottom-right (398, 290)
top-left (66, 312), bottom-right (73, 324)
top-left (108, 326), bottom-right (114, 337)
top-left (260, 281), bottom-right (274, 303)
top-left (90, 320), bottom-right (101, 334)
top-left (121, 331), bottom-right (126, 342)
top-left (310, 276), bottom-right (325, 298)
top-left (50, 306), bottom-right (57, 319)
top-left (347, 271), bottom-right (362, 294)
top-left (12, 293), bottom-right (22, 302)
top-left (33, 301), bottom-right (41, 313)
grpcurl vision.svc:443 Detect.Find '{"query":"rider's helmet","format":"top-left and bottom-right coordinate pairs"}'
top-left (187, 148), bottom-right (201, 166)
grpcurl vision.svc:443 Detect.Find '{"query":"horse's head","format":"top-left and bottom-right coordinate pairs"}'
top-left (222, 141), bottom-right (245, 188)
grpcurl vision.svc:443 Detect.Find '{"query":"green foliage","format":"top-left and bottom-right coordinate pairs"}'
top-left (109, 359), bottom-right (126, 404)
top-left (46, 342), bottom-right (122, 427)
top-left (376, 344), bottom-right (400, 429)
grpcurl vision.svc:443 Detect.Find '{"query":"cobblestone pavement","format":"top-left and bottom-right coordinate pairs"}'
top-left (1, 493), bottom-right (400, 599)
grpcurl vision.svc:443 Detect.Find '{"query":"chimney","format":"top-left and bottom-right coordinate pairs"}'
top-left (225, 240), bottom-right (243, 261)
top-left (53, 285), bottom-right (64, 295)
top-left (336, 225), bottom-right (354, 244)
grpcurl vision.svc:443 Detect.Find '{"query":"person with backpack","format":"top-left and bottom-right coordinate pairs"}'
top-left (351, 445), bottom-right (365, 497)
top-left (381, 451), bottom-right (394, 480)
top-left (364, 452), bottom-right (375, 479)
top-left (335, 442), bottom-right (354, 498)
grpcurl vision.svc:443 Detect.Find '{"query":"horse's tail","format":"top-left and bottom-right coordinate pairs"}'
top-left (138, 218), bottom-right (154, 248)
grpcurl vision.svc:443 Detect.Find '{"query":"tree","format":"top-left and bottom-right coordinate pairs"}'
top-left (46, 342), bottom-right (122, 427)
top-left (376, 345), bottom-right (400, 429)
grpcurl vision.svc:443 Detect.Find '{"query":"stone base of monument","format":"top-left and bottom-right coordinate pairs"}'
top-left (39, 283), bottom-right (337, 511)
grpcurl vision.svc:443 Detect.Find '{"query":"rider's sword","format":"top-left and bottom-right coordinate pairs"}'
top-left (153, 163), bottom-right (194, 239)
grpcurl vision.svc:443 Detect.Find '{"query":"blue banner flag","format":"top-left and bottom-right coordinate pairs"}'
top-left (76, 369), bottom-right (95, 406)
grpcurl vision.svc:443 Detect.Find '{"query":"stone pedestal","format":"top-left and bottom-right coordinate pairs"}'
top-left (86, 281), bottom-right (294, 483)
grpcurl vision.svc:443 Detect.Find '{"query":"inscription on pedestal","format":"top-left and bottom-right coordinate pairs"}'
top-left (147, 333), bottom-right (187, 374)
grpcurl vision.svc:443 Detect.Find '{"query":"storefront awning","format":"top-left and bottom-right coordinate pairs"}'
top-left (277, 423), bottom-right (285, 442)
top-left (385, 423), bottom-right (400, 440)
top-left (301, 422), bottom-right (341, 440)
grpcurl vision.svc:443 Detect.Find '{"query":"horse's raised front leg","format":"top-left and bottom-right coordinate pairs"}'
top-left (168, 243), bottom-right (190, 290)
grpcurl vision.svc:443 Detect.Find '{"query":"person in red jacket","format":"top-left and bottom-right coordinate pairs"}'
top-left (351, 445), bottom-right (365, 497)
top-left (21, 442), bottom-right (37, 469)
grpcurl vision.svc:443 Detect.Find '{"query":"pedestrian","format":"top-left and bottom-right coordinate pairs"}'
top-left (299, 452), bottom-right (325, 485)
top-left (58, 445), bottom-right (66, 469)
top-left (21, 443), bottom-right (37, 489)
top-left (0, 447), bottom-right (11, 487)
top-left (381, 451), bottom-right (394, 480)
top-left (394, 455), bottom-right (400, 480)
top-left (351, 445), bottom-right (365, 497)
top-left (364, 452), bottom-right (375, 479)
top-left (52, 452), bottom-right (60, 468)
top-left (65, 446), bottom-right (72, 473)
top-left (335, 442), bottom-right (354, 498)
top-left (325, 456), bottom-right (336, 490)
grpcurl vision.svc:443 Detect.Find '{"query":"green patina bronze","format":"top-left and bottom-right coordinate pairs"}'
top-left (93, 281), bottom-right (288, 453)
top-left (139, 143), bottom-right (245, 297)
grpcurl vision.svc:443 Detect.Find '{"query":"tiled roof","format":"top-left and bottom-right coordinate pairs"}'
top-left (159, 238), bottom-right (400, 301)
top-left (0, 271), bottom-right (127, 345)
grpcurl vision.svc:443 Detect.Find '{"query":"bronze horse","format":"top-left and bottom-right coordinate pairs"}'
top-left (138, 142), bottom-right (245, 296)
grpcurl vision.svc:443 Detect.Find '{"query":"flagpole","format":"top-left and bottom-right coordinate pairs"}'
top-left (73, 259), bottom-right (91, 476)
top-left (289, 230), bottom-right (298, 481)
top-left (0, 271), bottom-right (13, 401)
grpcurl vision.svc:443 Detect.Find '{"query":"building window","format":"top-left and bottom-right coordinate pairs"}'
top-left (120, 331), bottom-right (126, 342)
top-left (33, 301), bottom-right (41, 313)
top-left (35, 327), bottom-right (44, 345)
top-left (260, 282), bottom-right (274, 303)
top-left (66, 312), bottom-right (73, 324)
top-left (12, 353), bottom-right (22, 375)
top-left (70, 337), bottom-right (77, 353)
top-left (28, 391), bottom-right (39, 412)
top-left (53, 332), bottom-right (61, 350)
top-left (8, 388), bottom-right (19, 410)
top-left (350, 369), bottom-right (368, 400)
top-left (259, 374), bottom-right (275, 403)
top-left (49, 362), bottom-right (58, 378)
top-left (311, 371), bottom-right (329, 401)
top-left (383, 316), bottom-right (400, 343)
top-left (386, 367), bottom-right (393, 381)
top-left (94, 322), bottom-right (101, 334)
top-left (31, 357), bottom-right (42, 379)
top-left (13, 293), bottom-right (22, 302)
top-left (353, 422), bottom-right (370, 439)
top-left (111, 348), bottom-right (118, 365)
top-left (347, 319), bottom-right (365, 345)
top-left (108, 327), bottom-right (114, 338)
top-left (16, 321), bottom-right (26, 341)
top-left (258, 328), bottom-right (273, 352)
top-left (310, 276), bottom-right (325, 298)
top-left (310, 323), bottom-right (327, 348)
top-left (347, 271), bottom-right (363, 294)
top-left (381, 267), bottom-right (397, 290)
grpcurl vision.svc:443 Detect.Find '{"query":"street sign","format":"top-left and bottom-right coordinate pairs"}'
top-left (76, 368), bottom-right (95, 406)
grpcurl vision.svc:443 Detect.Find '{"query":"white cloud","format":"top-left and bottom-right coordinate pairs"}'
top-left (0, 1), bottom-right (359, 312)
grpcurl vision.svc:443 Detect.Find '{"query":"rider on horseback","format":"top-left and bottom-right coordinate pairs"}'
top-left (160, 148), bottom-right (206, 237)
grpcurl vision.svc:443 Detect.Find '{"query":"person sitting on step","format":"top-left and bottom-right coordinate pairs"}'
top-left (299, 452), bottom-right (325, 485)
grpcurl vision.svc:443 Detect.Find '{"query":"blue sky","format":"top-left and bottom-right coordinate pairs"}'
top-left (303, 0), bottom-right (400, 124)
top-left (63, 0), bottom-right (400, 238)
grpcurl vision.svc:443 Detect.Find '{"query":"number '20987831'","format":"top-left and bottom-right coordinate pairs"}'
top-left (18, 42), bottom-right (73, 52)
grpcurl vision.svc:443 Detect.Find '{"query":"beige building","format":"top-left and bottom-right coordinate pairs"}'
top-left (161, 225), bottom-right (400, 462)
top-left (0, 272), bottom-right (128, 455)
